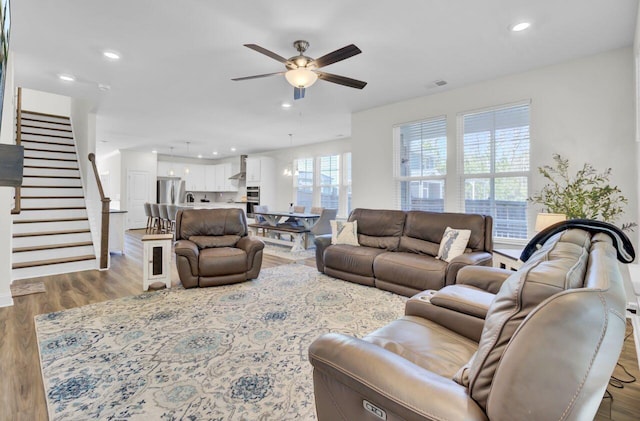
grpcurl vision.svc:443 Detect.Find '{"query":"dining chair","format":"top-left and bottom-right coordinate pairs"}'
top-left (310, 206), bottom-right (324, 215)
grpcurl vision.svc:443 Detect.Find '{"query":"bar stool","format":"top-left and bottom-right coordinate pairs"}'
top-left (167, 204), bottom-right (180, 233)
top-left (144, 203), bottom-right (153, 231)
top-left (159, 204), bottom-right (169, 232)
top-left (150, 203), bottom-right (161, 231)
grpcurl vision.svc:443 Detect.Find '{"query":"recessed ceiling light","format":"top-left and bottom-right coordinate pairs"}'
top-left (212, 151), bottom-right (218, 155)
top-left (152, 150), bottom-right (158, 154)
top-left (281, 102), bottom-right (292, 109)
top-left (510, 22), bottom-right (531, 32)
top-left (197, 154), bottom-right (203, 158)
top-left (103, 51), bottom-right (121, 60)
top-left (59, 74), bottom-right (75, 82)
top-left (230, 147), bottom-right (236, 152)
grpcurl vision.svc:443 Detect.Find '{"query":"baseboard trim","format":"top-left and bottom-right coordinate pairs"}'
top-left (0, 292), bottom-right (14, 307)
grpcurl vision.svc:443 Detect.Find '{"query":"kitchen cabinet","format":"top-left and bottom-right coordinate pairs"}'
top-left (204, 165), bottom-right (217, 191)
top-left (184, 164), bottom-right (206, 191)
top-left (246, 157), bottom-right (261, 185)
top-left (245, 157), bottom-right (275, 208)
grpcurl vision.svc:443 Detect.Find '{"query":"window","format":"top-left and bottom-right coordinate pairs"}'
top-left (319, 155), bottom-right (340, 209)
top-left (343, 152), bottom-right (352, 215)
top-left (294, 158), bottom-right (313, 209)
top-left (461, 102), bottom-right (530, 239)
top-left (394, 117), bottom-right (447, 212)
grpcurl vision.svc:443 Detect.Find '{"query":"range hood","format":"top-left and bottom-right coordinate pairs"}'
top-left (229, 154), bottom-right (247, 180)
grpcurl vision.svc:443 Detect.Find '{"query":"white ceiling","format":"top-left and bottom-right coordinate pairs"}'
top-left (11, 0), bottom-right (639, 159)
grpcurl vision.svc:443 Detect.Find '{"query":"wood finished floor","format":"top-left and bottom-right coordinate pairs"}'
top-left (0, 229), bottom-right (638, 420)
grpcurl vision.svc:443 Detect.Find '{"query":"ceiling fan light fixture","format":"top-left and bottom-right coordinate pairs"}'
top-left (285, 68), bottom-right (318, 88)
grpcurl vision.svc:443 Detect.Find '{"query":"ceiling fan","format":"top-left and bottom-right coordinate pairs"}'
top-left (232, 40), bottom-right (367, 100)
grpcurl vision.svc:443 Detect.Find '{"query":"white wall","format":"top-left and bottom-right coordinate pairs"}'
top-left (21, 88), bottom-right (70, 116)
top-left (0, 55), bottom-right (15, 307)
top-left (97, 151), bottom-right (122, 208)
top-left (352, 48), bottom-right (637, 240)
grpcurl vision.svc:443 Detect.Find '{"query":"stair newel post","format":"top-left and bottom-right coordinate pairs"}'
top-left (11, 87), bottom-right (22, 215)
top-left (88, 152), bottom-right (110, 269)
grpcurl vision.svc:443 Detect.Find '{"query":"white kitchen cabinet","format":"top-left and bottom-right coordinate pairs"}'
top-left (184, 164), bottom-right (206, 191)
top-left (204, 165), bottom-right (217, 191)
top-left (245, 157), bottom-right (275, 208)
top-left (215, 164), bottom-right (226, 191)
top-left (157, 161), bottom-right (174, 177)
top-left (246, 157), bottom-right (261, 185)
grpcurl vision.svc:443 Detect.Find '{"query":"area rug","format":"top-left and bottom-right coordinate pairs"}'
top-left (11, 281), bottom-right (46, 297)
top-left (35, 264), bottom-right (407, 420)
top-left (262, 243), bottom-right (316, 261)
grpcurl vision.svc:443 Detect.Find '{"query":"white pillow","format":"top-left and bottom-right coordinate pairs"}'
top-left (330, 220), bottom-right (359, 246)
top-left (437, 226), bottom-right (471, 262)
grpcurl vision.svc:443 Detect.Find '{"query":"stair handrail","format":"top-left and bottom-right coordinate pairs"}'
top-left (88, 152), bottom-right (110, 269)
top-left (11, 87), bottom-right (22, 215)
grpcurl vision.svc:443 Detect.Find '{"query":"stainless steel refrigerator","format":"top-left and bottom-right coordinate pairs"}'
top-left (157, 177), bottom-right (186, 204)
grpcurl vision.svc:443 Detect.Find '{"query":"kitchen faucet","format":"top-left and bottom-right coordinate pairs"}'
top-left (186, 192), bottom-right (195, 203)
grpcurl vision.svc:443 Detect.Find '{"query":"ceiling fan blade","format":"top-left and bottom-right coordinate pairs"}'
top-left (294, 87), bottom-right (306, 100)
top-left (231, 72), bottom-right (284, 81)
top-left (311, 44), bottom-right (362, 69)
top-left (244, 44), bottom-right (292, 65)
top-left (316, 71), bottom-right (367, 89)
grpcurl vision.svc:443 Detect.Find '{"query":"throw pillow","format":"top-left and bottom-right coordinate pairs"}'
top-left (436, 227), bottom-right (471, 262)
top-left (330, 220), bottom-right (359, 246)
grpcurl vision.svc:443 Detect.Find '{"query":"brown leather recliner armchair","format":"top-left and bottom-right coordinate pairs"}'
top-left (309, 228), bottom-right (629, 421)
top-left (174, 208), bottom-right (264, 288)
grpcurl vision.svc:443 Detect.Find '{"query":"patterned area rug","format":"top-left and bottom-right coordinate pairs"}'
top-left (262, 243), bottom-right (316, 261)
top-left (35, 264), bottom-right (407, 420)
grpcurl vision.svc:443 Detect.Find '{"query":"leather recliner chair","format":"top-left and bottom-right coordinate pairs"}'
top-left (174, 208), bottom-right (264, 288)
top-left (309, 227), bottom-right (629, 421)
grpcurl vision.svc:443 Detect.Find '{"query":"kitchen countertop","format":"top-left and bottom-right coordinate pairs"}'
top-left (178, 202), bottom-right (246, 209)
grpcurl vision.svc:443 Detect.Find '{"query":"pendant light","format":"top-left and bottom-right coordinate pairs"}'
top-left (184, 142), bottom-right (191, 175)
top-left (283, 134), bottom-right (297, 177)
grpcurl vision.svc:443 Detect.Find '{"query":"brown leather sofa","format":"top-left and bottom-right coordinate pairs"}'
top-left (315, 208), bottom-right (493, 296)
top-left (309, 228), bottom-right (628, 421)
top-left (174, 208), bottom-right (264, 288)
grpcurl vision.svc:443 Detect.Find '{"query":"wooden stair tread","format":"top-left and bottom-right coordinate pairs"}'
top-left (20, 207), bottom-right (86, 211)
top-left (23, 164), bottom-right (79, 170)
top-left (23, 156), bottom-right (78, 162)
top-left (21, 117), bottom-right (71, 127)
top-left (21, 131), bottom-right (73, 140)
top-left (21, 139), bottom-right (76, 147)
top-left (23, 147), bottom-right (76, 154)
top-left (23, 174), bottom-right (81, 179)
top-left (13, 241), bottom-right (93, 253)
top-left (13, 228), bottom-right (90, 238)
top-left (13, 217), bottom-right (88, 224)
top-left (21, 196), bottom-right (84, 199)
top-left (21, 110), bottom-right (70, 120)
top-left (20, 124), bottom-right (72, 132)
top-left (12, 254), bottom-right (95, 270)
top-left (21, 186), bottom-right (82, 189)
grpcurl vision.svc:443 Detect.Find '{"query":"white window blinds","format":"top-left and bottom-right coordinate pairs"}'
top-left (461, 102), bottom-right (530, 239)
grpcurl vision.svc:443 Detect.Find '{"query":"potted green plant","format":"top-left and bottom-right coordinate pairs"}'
top-left (529, 154), bottom-right (636, 231)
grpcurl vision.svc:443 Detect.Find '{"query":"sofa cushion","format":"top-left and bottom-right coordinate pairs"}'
top-left (189, 235), bottom-right (241, 249)
top-left (400, 211), bottom-right (488, 253)
top-left (324, 244), bottom-right (387, 277)
top-left (465, 229), bottom-right (591, 410)
top-left (349, 208), bottom-right (405, 250)
top-left (364, 316), bottom-right (477, 378)
top-left (198, 247), bottom-right (247, 276)
top-left (374, 251), bottom-right (449, 291)
top-left (177, 208), bottom-right (247, 239)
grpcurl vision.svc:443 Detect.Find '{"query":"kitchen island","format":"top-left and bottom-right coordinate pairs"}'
top-left (177, 202), bottom-right (247, 212)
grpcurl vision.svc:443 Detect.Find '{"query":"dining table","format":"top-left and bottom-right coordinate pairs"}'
top-left (253, 210), bottom-right (320, 229)
top-left (251, 210), bottom-right (321, 252)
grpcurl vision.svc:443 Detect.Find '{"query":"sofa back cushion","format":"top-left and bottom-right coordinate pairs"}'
top-left (465, 229), bottom-right (591, 409)
top-left (348, 208), bottom-right (406, 250)
top-left (399, 211), bottom-right (490, 256)
top-left (176, 208), bottom-right (247, 240)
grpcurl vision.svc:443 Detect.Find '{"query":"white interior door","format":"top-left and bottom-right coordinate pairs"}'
top-left (127, 170), bottom-right (150, 229)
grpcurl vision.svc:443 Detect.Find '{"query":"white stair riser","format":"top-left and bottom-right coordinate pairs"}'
top-left (23, 150), bottom-right (77, 161)
top-left (13, 220), bottom-right (89, 234)
top-left (22, 177), bottom-right (82, 187)
top-left (23, 158), bottom-right (78, 169)
top-left (12, 259), bottom-right (97, 281)
top-left (23, 167), bottom-right (80, 177)
top-left (21, 120), bottom-right (72, 131)
top-left (21, 134), bottom-right (74, 146)
top-left (21, 185), bottom-right (84, 197)
top-left (21, 198), bottom-right (86, 208)
top-left (13, 232), bottom-right (92, 248)
top-left (22, 142), bottom-right (75, 153)
top-left (21, 114), bottom-right (70, 125)
top-left (13, 208), bottom-right (88, 220)
top-left (13, 246), bottom-right (96, 264)
top-left (20, 127), bottom-right (73, 137)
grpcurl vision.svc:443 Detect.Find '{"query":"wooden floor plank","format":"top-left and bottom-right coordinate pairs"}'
top-left (0, 229), bottom-right (637, 420)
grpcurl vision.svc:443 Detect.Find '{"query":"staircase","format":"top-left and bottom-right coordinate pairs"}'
top-left (11, 110), bottom-right (97, 280)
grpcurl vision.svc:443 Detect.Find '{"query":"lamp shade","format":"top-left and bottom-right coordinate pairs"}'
top-left (285, 68), bottom-right (318, 88)
top-left (535, 213), bottom-right (567, 232)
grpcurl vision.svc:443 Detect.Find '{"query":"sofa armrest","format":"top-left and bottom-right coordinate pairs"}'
top-left (405, 286), bottom-right (493, 342)
top-left (444, 251), bottom-right (493, 286)
top-left (309, 333), bottom-right (488, 421)
top-left (456, 265), bottom-right (514, 294)
top-left (174, 239), bottom-right (199, 275)
top-left (314, 234), bottom-right (332, 272)
top-left (236, 236), bottom-right (265, 272)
